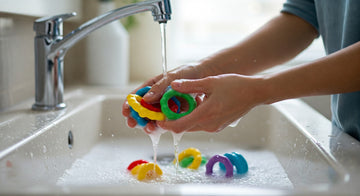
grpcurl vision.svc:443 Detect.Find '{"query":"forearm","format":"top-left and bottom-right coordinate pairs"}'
top-left (262, 41), bottom-right (360, 104)
top-left (198, 13), bottom-right (318, 77)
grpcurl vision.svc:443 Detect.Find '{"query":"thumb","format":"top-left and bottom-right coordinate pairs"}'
top-left (171, 78), bottom-right (212, 94)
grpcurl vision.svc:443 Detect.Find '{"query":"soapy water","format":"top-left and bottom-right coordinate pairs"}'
top-left (145, 128), bottom-right (184, 173)
top-left (57, 138), bottom-right (293, 189)
top-left (172, 131), bottom-right (184, 170)
top-left (147, 129), bottom-right (166, 165)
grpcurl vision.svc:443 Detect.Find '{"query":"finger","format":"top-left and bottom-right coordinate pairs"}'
top-left (195, 93), bottom-right (206, 106)
top-left (127, 117), bottom-right (137, 128)
top-left (144, 121), bottom-right (157, 134)
top-left (143, 76), bottom-right (172, 103)
top-left (147, 121), bottom-right (157, 131)
top-left (156, 102), bottom-right (209, 133)
top-left (122, 101), bottom-right (130, 116)
top-left (128, 74), bottom-right (164, 95)
top-left (171, 78), bottom-right (213, 94)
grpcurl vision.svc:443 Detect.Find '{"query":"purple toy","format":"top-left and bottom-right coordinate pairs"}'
top-left (205, 155), bottom-right (234, 178)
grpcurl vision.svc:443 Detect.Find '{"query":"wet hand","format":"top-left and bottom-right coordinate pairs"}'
top-left (122, 64), bottom-right (204, 133)
top-left (156, 74), bottom-right (266, 133)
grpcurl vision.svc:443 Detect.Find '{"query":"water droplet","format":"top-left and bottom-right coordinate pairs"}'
top-left (30, 152), bottom-right (34, 159)
top-left (42, 145), bottom-right (47, 153)
top-left (99, 133), bottom-right (103, 137)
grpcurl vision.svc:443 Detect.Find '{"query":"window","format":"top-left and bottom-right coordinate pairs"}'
top-left (167, 0), bottom-right (325, 70)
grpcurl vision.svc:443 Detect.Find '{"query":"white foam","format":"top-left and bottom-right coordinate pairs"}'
top-left (57, 138), bottom-right (293, 189)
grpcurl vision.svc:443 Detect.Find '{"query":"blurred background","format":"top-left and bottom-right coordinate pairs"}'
top-left (0, 0), bottom-right (329, 118)
top-left (113, 0), bottom-right (325, 81)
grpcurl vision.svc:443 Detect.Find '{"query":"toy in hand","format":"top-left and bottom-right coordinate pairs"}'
top-left (127, 86), bottom-right (197, 126)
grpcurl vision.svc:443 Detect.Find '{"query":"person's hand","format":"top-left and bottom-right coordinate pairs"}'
top-left (141, 64), bottom-right (205, 103)
top-left (122, 96), bottom-right (158, 134)
top-left (157, 74), bottom-right (266, 133)
top-left (122, 64), bottom-right (205, 133)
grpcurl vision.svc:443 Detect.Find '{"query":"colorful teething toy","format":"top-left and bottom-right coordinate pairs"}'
top-left (127, 86), bottom-right (196, 126)
top-left (174, 147), bottom-right (206, 170)
top-left (206, 152), bottom-right (248, 178)
top-left (127, 160), bottom-right (163, 181)
top-left (128, 86), bottom-right (181, 126)
top-left (127, 94), bottom-right (166, 121)
top-left (179, 155), bottom-right (207, 168)
top-left (127, 159), bottom-right (149, 171)
top-left (206, 155), bottom-right (234, 178)
top-left (219, 152), bottom-right (248, 174)
top-left (160, 89), bottom-right (197, 120)
top-left (130, 107), bottom-right (149, 127)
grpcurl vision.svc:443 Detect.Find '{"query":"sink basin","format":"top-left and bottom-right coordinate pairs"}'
top-left (1, 86), bottom-right (360, 195)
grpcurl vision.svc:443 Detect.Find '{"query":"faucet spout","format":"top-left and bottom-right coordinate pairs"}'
top-left (49, 0), bottom-right (171, 59)
top-left (32, 0), bottom-right (171, 111)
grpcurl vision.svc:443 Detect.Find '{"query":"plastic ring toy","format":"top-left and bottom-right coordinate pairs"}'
top-left (174, 147), bottom-right (202, 170)
top-left (140, 98), bottom-right (180, 113)
top-left (137, 86), bottom-right (163, 113)
top-left (136, 86), bottom-right (151, 97)
top-left (170, 97), bottom-right (181, 113)
top-left (131, 86), bottom-right (161, 126)
top-left (140, 99), bottom-right (162, 112)
top-left (179, 156), bottom-right (207, 168)
top-left (220, 152), bottom-right (248, 174)
top-left (127, 94), bottom-right (165, 121)
top-left (206, 155), bottom-right (234, 178)
top-left (127, 159), bottom-right (149, 171)
top-left (130, 163), bottom-right (163, 181)
top-left (130, 107), bottom-right (149, 127)
top-left (138, 86), bottom-right (181, 114)
top-left (160, 89), bottom-right (197, 120)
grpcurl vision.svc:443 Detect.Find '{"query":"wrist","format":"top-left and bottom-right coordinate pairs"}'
top-left (253, 75), bottom-right (277, 105)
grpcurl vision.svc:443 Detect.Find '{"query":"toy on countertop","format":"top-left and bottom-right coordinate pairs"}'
top-left (205, 152), bottom-right (248, 178)
top-left (127, 159), bottom-right (163, 181)
top-left (127, 86), bottom-right (197, 126)
top-left (173, 147), bottom-right (207, 170)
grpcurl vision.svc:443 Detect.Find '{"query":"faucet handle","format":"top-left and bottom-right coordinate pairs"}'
top-left (34, 12), bottom-right (76, 37)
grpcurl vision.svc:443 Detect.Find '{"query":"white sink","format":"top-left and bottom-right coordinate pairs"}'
top-left (1, 86), bottom-right (360, 195)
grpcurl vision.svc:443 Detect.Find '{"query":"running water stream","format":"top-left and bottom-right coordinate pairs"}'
top-left (147, 23), bottom-right (182, 169)
top-left (160, 23), bottom-right (168, 79)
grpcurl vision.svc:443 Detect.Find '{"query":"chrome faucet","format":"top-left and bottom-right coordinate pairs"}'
top-left (32, 0), bottom-right (171, 110)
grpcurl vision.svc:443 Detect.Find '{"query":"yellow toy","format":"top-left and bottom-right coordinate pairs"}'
top-left (174, 148), bottom-right (202, 170)
top-left (127, 94), bottom-right (166, 121)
